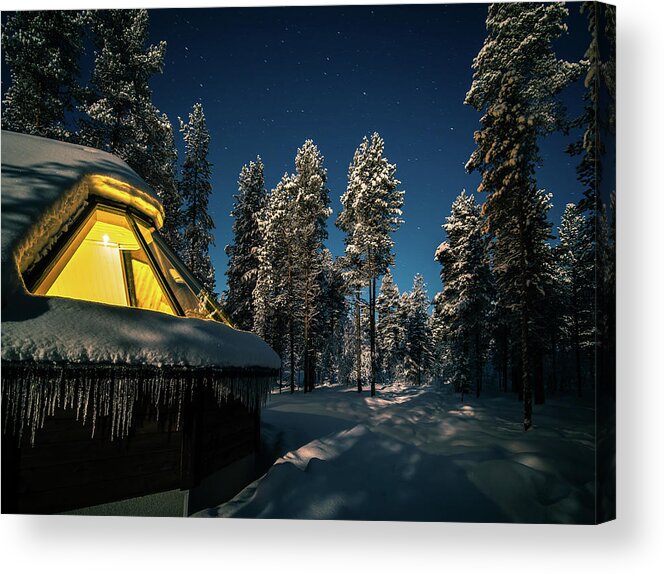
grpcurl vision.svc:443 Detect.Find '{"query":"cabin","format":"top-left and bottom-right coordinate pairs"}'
top-left (1, 131), bottom-right (280, 516)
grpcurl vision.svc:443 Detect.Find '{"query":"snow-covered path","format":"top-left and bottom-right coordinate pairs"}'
top-left (198, 384), bottom-right (596, 523)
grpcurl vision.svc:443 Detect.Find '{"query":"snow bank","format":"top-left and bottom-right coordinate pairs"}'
top-left (199, 385), bottom-right (596, 523)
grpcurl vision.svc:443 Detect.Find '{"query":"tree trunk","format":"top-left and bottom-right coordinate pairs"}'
top-left (521, 307), bottom-right (532, 430)
top-left (289, 315), bottom-right (295, 394)
top-left (550, 332), bottom-right (558, 394)
top-left (534, 345), bottom-right (545, 405)
top-left (512, 341), bottom-right (522, 400)
top-left (369, 266), bottom-right (377, 397)
top-left (355, 289), bottom-right (362, 393)
top-left (518, 211), bottom-right (532, 431)
top-left (574, 315), bottom-right (582, 398)
top-left (303, 285), bottom-right (311, 394)
top-left (475, 327), bottom-right (482, 398)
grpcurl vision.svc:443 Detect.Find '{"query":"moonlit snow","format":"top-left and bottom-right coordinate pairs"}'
top-left (199, 383), bottom-right (597, 523)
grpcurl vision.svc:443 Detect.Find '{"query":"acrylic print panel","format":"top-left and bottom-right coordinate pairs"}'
top-left (0, 2), bottom-right (615, 523)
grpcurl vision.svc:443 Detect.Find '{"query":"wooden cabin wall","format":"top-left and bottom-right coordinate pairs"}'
top-left (1, 389), bottom-right (259, 515)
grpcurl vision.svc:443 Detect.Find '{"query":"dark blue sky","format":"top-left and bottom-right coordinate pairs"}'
top-left (6, 4), bottom-right (590, 298)
top-left (146, 4), bottom-right (589, 297)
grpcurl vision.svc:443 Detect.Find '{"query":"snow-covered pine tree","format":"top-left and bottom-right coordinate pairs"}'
top-left (337, 133), bottom-right (404, 396)
top-left (291, 140), bottom-right (332, 393)
top-left (400, 274), bottom-right (433, 386)
top-left (225, 157), bottom-right (267, 331)
top-left (395, 291), bottom-right (411, 382)
top-left (254, 173), bottom-right (300, 393)
top-left (179, 102), bottom-right (216, 294)
top-left (556, 203), bottom-right (591, 397)
top-left (539, 242), bottom-right (564, 399)
top-left (435, 190), bottom-right (492, 399)
top-left (143, 112), bottom-right (182, 253)
top-left (316, 250), bottom-right (348, 386)
top-left (376, 269), bottom-right (401, 384)
top-left (430, 291), bottom-right (449, 385)
top-left (2, 10), bottom-right (86, 140)
top-left (566, 1), bottom-right (616, 401)
top-left (465, 2), bottom-right (579, 430)
top-left (79, 9), bottom-right (166, 172)
top-left (337, 312), bottom-right (358, 388)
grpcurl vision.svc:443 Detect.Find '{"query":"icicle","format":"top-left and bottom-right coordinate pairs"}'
top-left (2, 362), bottom-right (276, 446)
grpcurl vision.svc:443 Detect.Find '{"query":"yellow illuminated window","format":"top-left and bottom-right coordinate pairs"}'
top-left (34, 206), bottom-right (176, 316)
top-left (136, 221), bottom-right (234, 326)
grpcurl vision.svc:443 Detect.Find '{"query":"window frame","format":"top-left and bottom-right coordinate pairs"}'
top-left (24, 195), bottom-right (220, 321)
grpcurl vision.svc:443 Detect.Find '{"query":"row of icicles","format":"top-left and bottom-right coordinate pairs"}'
top-left (2, 362), bottom-right (275, 446)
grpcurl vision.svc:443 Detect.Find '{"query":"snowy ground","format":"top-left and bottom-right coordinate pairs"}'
top-left (197, 383), bottom-right (597, 523)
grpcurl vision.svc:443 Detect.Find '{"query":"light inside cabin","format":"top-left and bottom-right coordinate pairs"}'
top-left (30, 202), bottom-right (233, 326)
top-left (34, 207), bottom-right (175, 315)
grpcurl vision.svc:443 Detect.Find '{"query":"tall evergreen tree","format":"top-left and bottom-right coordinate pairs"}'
top-left (337, 133), bottom-right (403, 396)
top-left (2, 10), bottom-right (86, 140)
top-left (376, 269), bottom-right (401, 384)
top-left (226, 157), bottom-right (267, 331)
top-left (465, 2), bottom-right (579, 429)
top-left (400, 274), bottom-right (433, 386)
top-left (435, 191), bottom-right (492, 399)
top-left (557, 203), bottom-right (592, 397)
top-left (316, 250), bottom-right (349, 386)
top-left (254, 174), bottom-right (300, 393)
top-left (144, 112), bottom-right (182, 253)
top-left (179, 102), bottom-right (216, 294)
top-left (292, 140), bottom-right (332, 393)
top-left (430, 291), bottom-right (449, 385)
top-left (567, 1), bottom-right (616, 401)
top-left (79, 9), bottom-right (166, 173)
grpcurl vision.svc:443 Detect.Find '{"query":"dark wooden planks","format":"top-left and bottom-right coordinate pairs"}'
top-left (2, 388), bottom-right (260, 515)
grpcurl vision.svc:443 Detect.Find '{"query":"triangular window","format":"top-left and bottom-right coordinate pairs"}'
top-left (33, 205), bottom-right (176, 315)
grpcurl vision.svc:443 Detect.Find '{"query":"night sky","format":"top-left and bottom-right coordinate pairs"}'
top-left (7, 3), bottom-right (591, 298)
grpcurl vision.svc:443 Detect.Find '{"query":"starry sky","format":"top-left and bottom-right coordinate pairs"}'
top-left (7, 3), bottom-right (591, 299)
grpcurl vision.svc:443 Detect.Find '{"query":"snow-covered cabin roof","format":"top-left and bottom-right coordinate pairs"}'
top-left (1, 131), bottom-right (280, 374)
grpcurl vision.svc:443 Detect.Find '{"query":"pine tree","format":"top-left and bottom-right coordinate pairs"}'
top-left (567, 1), bottom-right (616, 401)
top-left (79, 9), bottom-right (166, 173)
top-left (143, 112), bottom-right (182, 252)
top-left (376, 269), bottom-right (401, 384)
top-left (400, 274), bottom-right (433, 386)
top-left (337, 133), bottom-right (404, 396)
top-left (254, 174), bottom-right (300, 393)
top-left (225, 157), bottom-right (267, 331)
top-left (465, 2), bottom-right (579, 429)
top-left (291, 140), bottom-right (332, 393)
top-left (430, 291), bottom-right (449, 385)
top-left (316, 250), bottom-right (349, 386)
top-left (557, 203), bottom-right (592, 397)
top-left (179, 102), bottom-right (216, 294)
top-left (2, 10), bottom-right (86, 140)
top-left (337, 313), bottom-right (359, 388)
top-left (434, 191), bottom-right (492, 399)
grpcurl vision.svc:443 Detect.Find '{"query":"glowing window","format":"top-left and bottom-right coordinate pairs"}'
top-left (136, 221), bottom-right (233, 326)
top-left (33, 206), bottom-right (176, 316)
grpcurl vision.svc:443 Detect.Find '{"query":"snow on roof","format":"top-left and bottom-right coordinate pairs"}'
top-left (2, 295), bottom-right (280, 371)
top-left (1, 131), bottom-right (164, 280)
top-left (1, 131), bottom-right (280, 373)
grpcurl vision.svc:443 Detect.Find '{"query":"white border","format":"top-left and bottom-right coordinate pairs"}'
top-left (2, 1), bottom-right (663, 573)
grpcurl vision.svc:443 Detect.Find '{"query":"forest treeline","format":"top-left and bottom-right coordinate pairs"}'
top-left (2, 3), bottom-right (616, 430)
